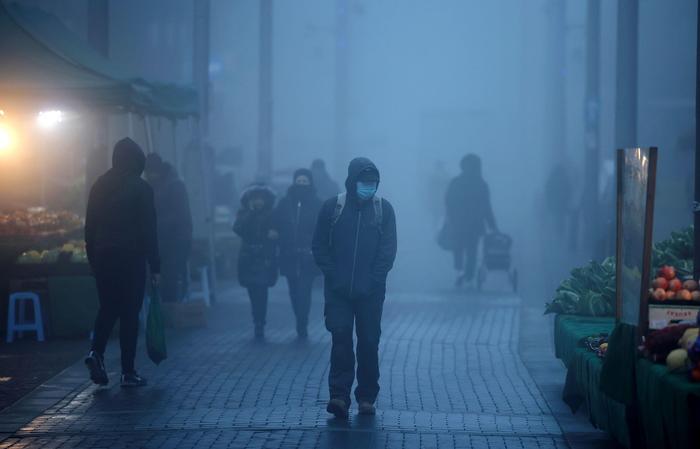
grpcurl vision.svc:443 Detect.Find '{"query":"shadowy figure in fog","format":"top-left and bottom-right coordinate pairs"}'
top-left (274, 169), bottom-right (322, 338)
top-left (145, 154), bottom-right (193, 303)
top-left (233, 184), bottom-right (278, 339)
top-left (313, 157), bottom-right (397, 419)
top-left (311, 159), bottom-right (341, 201)
top-left (84, 138), bottom-right (159, 388)
top-left (443, 154), bottom-right (497, 286)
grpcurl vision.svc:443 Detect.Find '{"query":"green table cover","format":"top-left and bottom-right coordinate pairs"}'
top-left (554, 315), bottom-right (629, 448)
top-left (47, 276), bottom-right (99, 337)
top-left (636, 358), bottom-right (700, 449)
top-left (600, 322), bottom-right (639, 405)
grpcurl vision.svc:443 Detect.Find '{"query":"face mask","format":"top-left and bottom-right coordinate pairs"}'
top-left (356, 181), bottom-right (378, 200)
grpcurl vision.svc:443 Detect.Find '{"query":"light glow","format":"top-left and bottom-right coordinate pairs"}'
top-left (0, 124), bottom-right (12, 152)
top-left (37, 110), bottom-right (63, 129)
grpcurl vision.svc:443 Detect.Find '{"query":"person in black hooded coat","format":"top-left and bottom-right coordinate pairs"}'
top-left (233, 184), bottom-right (278, 338)
top-left (84, 137), bottom-right (159, 388)
top-left (273, 169), bottom-right (322, 338)
top-left (312, 157), bottom-right (397, 418)
top-left (444, 154), bottom-right (497, 286)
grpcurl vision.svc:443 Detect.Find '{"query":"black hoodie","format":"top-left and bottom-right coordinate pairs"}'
top-left (85, 138), bottom-right (160, 273)
top-left (312, 157), bottom-right (397, 299)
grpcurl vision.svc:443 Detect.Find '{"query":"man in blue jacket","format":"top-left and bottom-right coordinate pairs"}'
top-left (312, 157), bottom-right (397, 419)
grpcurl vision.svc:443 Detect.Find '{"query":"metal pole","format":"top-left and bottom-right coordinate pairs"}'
top-left (546, 0), bottom-right (566, 163)
top-left (694, 1), bottom-right (700, 281)
top-left (334, 0), bottom-right (349, 175)
top-left (614, 0), bottom-right (639, 149)
top-left (193, 0), bottom-right (218, 299)
top-left (257, 0), bottom-right (273, 180)
top-left (171, 119), bottom-right (179, 174)
top-left (584, 0), bottom-right (601, 258)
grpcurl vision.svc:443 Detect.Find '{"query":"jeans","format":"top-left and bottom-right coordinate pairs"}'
top-left (286, 274), bottom-right (315, 333)
top-left (91, 249), bottom-right (146, 374)
top-left (324, 287), bottom-right (384, 404)
top-left (247, 286), bottom-right (269, 326)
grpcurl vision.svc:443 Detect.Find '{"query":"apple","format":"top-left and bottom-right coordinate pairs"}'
top-left (659, 265), bottom-right (677, 281)
top-left (652, 277), bottom-right (669, 290)
top-left (682, 279), bottom-right (698, 292)
top-left (669, 278), bottom-right (683, 292)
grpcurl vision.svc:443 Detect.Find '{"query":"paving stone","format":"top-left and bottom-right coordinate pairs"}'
top-left (0, 288), bottom-right (574, 448)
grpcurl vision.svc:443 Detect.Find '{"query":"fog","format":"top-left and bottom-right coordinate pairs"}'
top-left (10, 0), bottom-right (698, 301)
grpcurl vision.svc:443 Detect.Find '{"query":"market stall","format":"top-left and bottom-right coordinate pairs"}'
top-left (547, 147), bottom-right (700, 449)
top-left (0, 3), bottom-right (203, 338)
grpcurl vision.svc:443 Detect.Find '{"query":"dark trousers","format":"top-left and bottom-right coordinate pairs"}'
top-left (246, 286), bottom-right (269, 326)
top-left (324, 289), bottom-right (384, 404)
top-left (452, 237), bottom-right (479, 281)
top-left (91, 250), bottom-right (146, 374)
top-left (286, 274), bottom-right (314, 332)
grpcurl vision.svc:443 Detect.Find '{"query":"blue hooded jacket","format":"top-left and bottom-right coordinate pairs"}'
top-left (312, 157), bottom-right (397, 299)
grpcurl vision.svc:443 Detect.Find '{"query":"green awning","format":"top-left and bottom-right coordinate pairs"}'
top-left (0, 2), bottom-right (198, 118)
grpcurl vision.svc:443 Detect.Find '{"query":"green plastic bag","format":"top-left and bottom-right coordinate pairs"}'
top-left (146, 285), bottom-right (167, 365)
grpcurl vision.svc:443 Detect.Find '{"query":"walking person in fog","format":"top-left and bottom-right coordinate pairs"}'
top-left (233, 184), bottom-right (278, 339)
top-left (145, 155), bottom-right (193, 303)
top-left (312, 157), bottom-right (397, 419)
top-left (84, 137), bottom-right (159, 388)
top-left (444, 154), bottom-right (497, 287)
top-left (274, 169), bottom-right (322, 338)
top-left (310, 159), bottom-right (340, 201)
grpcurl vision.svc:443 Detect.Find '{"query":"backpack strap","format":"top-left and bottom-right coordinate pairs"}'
top-left (329, 193), bottom-right (346, 245)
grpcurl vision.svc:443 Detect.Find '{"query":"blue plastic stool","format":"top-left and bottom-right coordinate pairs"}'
top-left (6, 292), bottom-right (45, 342)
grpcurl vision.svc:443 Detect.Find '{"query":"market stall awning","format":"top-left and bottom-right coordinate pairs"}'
top-left (0, 2), bottom-right (198, 118)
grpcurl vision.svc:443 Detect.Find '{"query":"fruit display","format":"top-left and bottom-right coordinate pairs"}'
top-left (16, 240), bottom-right (88, 264)
top-left (0, 208), bottom-right (83, 237)
top-left (648, 325), bottom-right (700, 382)
top-left (648, 265), bottom-right (700, 303)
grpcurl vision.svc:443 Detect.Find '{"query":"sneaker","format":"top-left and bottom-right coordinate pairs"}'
top-left (358, 400), bottom-right (376, 415)
top-left (326, 398), bottom-right (349, 419)
top-left (84, 351), bottom-right (108, 386)
top-left (120, 372), bottom-right (148, 388)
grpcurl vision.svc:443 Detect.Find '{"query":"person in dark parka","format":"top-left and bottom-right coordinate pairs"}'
top-left (233, 184), bottom-right (278, 339)
top-left (444, 154), bottom-right (497, 286)
top-left (312, 157), bottom-right (397, 418)
top-left (145, 155), bottom-right (193, 303)
top-left (274, 169), bottom-right (322, 338)
top-left (84, 137), bottom-right (159, 388)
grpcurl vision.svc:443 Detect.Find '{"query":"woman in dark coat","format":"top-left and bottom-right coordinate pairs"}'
top-left (274, 169), bottom-right (322, 338)
top-left (444, 154), bottom-right (498, 286)
top-left (233, 184), bottom-right (278, 338)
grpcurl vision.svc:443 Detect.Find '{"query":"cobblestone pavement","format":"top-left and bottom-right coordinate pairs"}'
top-left (0, 288), bottom-right (582, 448)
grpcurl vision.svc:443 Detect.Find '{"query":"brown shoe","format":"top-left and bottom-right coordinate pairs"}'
top-left (358, 400), bottom-right (376, 415)
top-left (326, 398), bottom-right (349, 419)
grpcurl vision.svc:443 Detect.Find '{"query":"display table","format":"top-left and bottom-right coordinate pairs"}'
top-left (553, 315), bottom-right (629, 448)
top-left (554, 314), bottom-right (700, 449)
top-left (636, 358), bottom-right (700, 449)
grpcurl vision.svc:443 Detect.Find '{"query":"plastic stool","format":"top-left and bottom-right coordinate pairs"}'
top-left (188, 266), bottom-right (210, 306)
top-left (6, 292), bottom-right (45, 342)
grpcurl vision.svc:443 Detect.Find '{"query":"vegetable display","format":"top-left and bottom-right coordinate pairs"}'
top-left (546, 226), bottom-right (695, 317)
top-left (16, 240), bottom-right (88, 264)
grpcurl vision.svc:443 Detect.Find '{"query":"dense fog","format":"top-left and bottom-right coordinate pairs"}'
top-left (7, 0), bottom-right (698, 302)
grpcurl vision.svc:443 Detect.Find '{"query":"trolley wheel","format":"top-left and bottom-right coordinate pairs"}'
top-left (477, 266), bottom-right (487, 291)
top-left (510, 269), bottom-right (518, 292)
